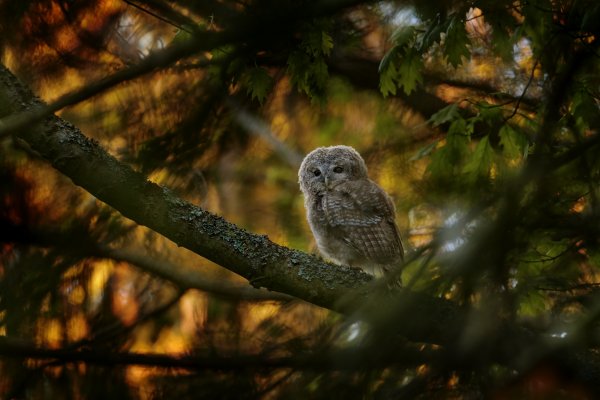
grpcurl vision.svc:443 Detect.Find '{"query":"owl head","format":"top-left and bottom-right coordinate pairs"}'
top-left (298, 145), bottom-right (368, 195)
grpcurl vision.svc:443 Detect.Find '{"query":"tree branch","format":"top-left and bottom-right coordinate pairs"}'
top-left (0, 336), bottom-right (429, 371)
top-left (102, 245), bottom-right (295, 302)
top-left (0, 62), bottom-right (466, 347)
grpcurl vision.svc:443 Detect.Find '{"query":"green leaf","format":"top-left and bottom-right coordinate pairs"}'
top-left (429, 103), bottom-right (460, 127)
top-left (518, 291), bottom-right (547, 318)
top-left (490, 22), bottom-right (514, 62)
top-left (244, 67), bottom-right (274, 103)
top-left (427, 119), bottom-right (469, 179)
top-left (588, 248), bottom-right (600, 269)
top-left (391, 26), bottom-right (417, 48)
top-left (572, 88), bottom-right (598, 132)
top-left (397, 49), bottom-right (423, 95)
top-left (447, 117), bottom-right (470, 137)
top-left (477, 104), bottom-right (504, 126)
top-left (379, 46), bottom-right (399, 73)
top-left (287, 50), bottom-right (311, 94)
top-left (427, 144), bottom-right (452, 179)
top-left (287, 49), bottom-right (329, 101)
top-left (499, 125), bottom-right (528, 160)
top-left (444, 14), bottom-right (470, 68)
top-left (378, 28), bottom-right (421, 97)
top-left (581, 4), bottom-right (600, 30)
top-left (420, 17), bottom-right (445, 50)
top-left (321, 31), bottom-right (334, 56)
top-left (302, 29), bottom-right (322, 57)
top-left (311, 58), bottom-right (329, 89)
top-left (463, 136), bottom-right (494, 183)
top-left (410, 141), bottom-right (438, 161)
top-left (171, 29), bottom-right (194, 45)
top-left (521, 0), bottom-right (554, 62)
top-left (536, 241), bottom-right (569, 260)
top-left (302, 28), bottom-right (333, 57)
top-left (379, 59), bottom-right (398, 97)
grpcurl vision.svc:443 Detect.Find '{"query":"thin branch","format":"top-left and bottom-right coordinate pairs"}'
top-left (538, 283), bottom-right (600, 292)
top-left (123, 0), bottom-right (193, 33)
top-left (0, 217), bottom-right (293, 302)
top-left (0, 336), bottom-right (430, 371)
top-left (225, 97), bottom-right (304, 168)
top-left (0, 32), bottom-right (221, 139)
top-left (101, 245), bottom-right (296, 302)
top-left (64, 289), bottom-right (186, 351)
top-left (504, 57), bottom-right (541, 122)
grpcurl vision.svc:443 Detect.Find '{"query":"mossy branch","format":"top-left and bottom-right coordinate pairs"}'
top-left (0, 63), bottom-right (469, 345)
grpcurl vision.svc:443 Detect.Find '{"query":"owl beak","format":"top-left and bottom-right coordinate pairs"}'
top-left (324, 175), bottom-right (330, 189)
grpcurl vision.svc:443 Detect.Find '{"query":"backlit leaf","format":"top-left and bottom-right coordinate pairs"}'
top-left (444, 13), bottom-right (470, 68)
top-left (499, 125), bottom-right (528, 160)
top-left (463, 136), bottom-right (494, 183)
top-left (429, 103), bottom-right (460, 127)
top-left (427, 119), bottom-right (469, 179)
top-left (391, 26), bottom-right (417, 48)
top-left (244, 67), bottom-right (274, 103)
top-left (397, 49), bottom-right (423, 95)
top-left (379, 58), bottom-right (398, 97)
top-left (321, 31), bottom-right (334, 56)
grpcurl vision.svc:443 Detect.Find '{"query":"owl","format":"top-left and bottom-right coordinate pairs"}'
top-left (298, 145), bottom-right (404, 278)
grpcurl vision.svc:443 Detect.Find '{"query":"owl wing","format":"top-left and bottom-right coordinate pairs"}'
top-left (323, 180), bottom-right (403, 265)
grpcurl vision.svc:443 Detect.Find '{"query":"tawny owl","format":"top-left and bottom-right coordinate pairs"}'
top-left (298, 145), bottom-right (404, 278)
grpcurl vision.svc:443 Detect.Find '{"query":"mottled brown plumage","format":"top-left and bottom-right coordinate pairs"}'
top-left (298, 145), bottom-right (403, 278)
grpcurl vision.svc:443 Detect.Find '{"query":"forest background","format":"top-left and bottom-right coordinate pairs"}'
top-left (1, 0), bottom-right (600, 398)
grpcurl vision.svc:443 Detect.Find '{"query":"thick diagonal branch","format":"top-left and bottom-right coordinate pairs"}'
top-left (0, 63), bottom-right (466, 347)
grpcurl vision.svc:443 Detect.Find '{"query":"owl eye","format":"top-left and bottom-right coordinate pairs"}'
top-left (313, 169), bottom-right (321, 177)
top-left (333, 166), bottom-right (343, 173)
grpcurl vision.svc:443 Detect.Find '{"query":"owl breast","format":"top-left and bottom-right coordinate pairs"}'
top-left (305, 182), bottom-right (403, 277)
top-left (306, 193), bottom-right (362, 267)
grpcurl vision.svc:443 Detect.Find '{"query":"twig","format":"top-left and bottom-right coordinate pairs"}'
top-left (225, 97), bottom-right (304, 168)
top-left (0, 336), bottom-right (429, 370)
top-left (101, 245), bottom-right (296, 302)
top-left (123, 0), bottom-right (193, 33)
top-left (504, 57), bottom-right (541, 122)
